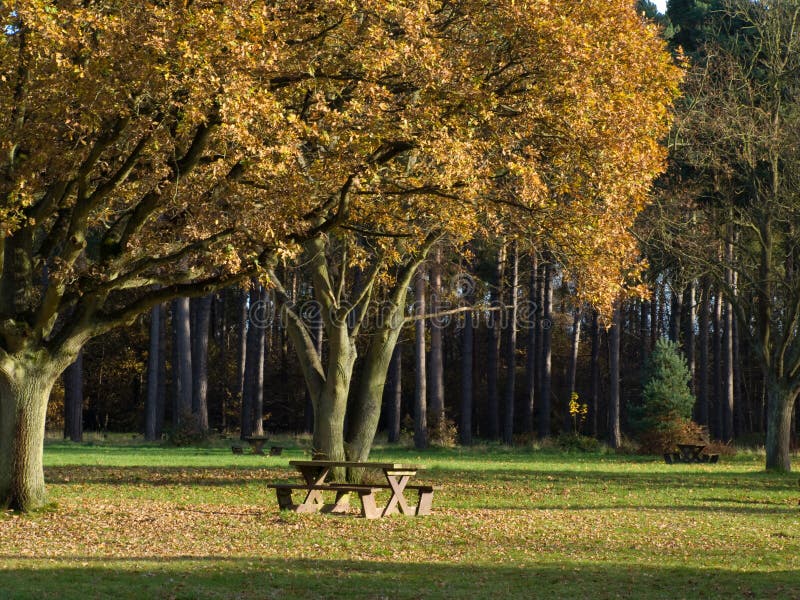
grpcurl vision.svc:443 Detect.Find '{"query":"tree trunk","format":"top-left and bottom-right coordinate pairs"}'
top-left (242, 284), bottom-right (266, 439)
top-left (428, 247), bottom-right (445, 429)
top-left (657, 285), bottom-right (666, 341)
top-left (733, 315), bottom-right (744, 437)
top-left (640, 298), bottom-right (650, 366)
top-left (347, 318), bottom-right (404, 461)
top-left (191, 294), bottom-right (212, 433)
top-left (565, 308), bottom-right (582, 433)
top-left (588, 310), bottom-right (600, 437)
top-left (145, 306), bottom-right (161, 441)
top-left (524, 253), bottom-right (538, 434)
top-left (537, 262), bottom-right (553, 439)
top-left (218, 291), bottom-right (228, 432)
top-left (486, 245), bottom-right (505, 440)
top-left (683, 282), bottom-right (696, 395)
top-left (697, 277), bottom-right (710, 428)
top-left (461, 308), bottom-right (474, 445)
top-left (314, 323), bottom-right (356, 463)
top-left (765, 378), bottom-right (798, 472)
top-left (723, 237), bottom-right (736, 442)
top-left (254, 287), bottom-right (268, 436)
top-left (173, 297), bottom-right (193, 426)
top-left (387, 344), bottom-right (402, 444)
top-left (607, 303), bottom-right (622, 449)
top-left (63, 351), bottom-right (83, 443)
top-left (650, 290), bottom-right (659, 350)
top-left (669, 287), bottom-right (682, 344)
top-left (723, 297), bottom-right (735, 443)
top-left (236, 286), bottom-right (248, 411)
top-left (503, 241), bottom-right (519, 445)
top-left (414, 269), bottom-right (428, 449)
top-left (156, 304), bottom-right (167, 438)
top-left (712, 289), bottom-right (723, 439)
top-left (304, 316), bottom-right (323, 434)
top-left (0, 359), bottom-right (62, 511)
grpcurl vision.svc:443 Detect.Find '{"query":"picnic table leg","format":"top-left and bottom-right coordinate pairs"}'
top-left (415, 488), bottom-right (434, 516)
top-left (359, 490), bottom-right (382, 519)
top-left (383, 474), bottom-right (413, 517)
top-left (296, 465), bottom-right (331, 512)
top-left (275, 487), bottom-right (295, 510)
top-left (329, 491), bottom-right (351, 514)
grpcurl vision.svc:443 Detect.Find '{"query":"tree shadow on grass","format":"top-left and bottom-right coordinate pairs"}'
top-left (43, 465), bottom-right (290, 487)
top-left (431, 466), bottom-right (798, 493)
top-left (0, 557), bottom-right (798, 600)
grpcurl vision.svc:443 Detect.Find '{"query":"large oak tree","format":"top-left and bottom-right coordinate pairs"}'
top-left (0, 0), bottom-right (681, 510)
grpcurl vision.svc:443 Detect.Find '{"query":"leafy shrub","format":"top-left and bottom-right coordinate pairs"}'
top-left (556, 432), bottom-right (602, 453)
top-left (168, 411), bottom-right (209, 446)
top-left (637, 418), bottom-right (707, 454)
top-left (429, 416), bottom-right (458, 448)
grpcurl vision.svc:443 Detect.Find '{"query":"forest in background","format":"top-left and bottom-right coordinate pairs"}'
top-left (51, 243), bottom-right (791, 449)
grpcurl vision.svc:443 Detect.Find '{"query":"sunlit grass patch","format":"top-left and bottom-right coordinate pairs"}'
top-left (0, 440), bottom-right (797, 599)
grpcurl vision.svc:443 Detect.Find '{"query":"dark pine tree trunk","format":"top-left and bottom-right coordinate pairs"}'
top-left (486, 244), bottom-right (505, 440)
top-left (608, 303), bottom-right (622, 449)
top-left (63, 351), bottom-right (84, 443)
top-left (460, 308), bottom-right (474, 445)
top-left (503, 241), bottom-right (519, 445)
top-left (733, 315), bottom-right (745, 437)
top-left (145, 305), bottom-right (161, 441)
top-left (683, 282), bottom-right (696, 395)
top-left (242, 283), bottom-right (266, 438)
top-left (713, 288), bottom-right (723, 439)
top-left (564, 308), bottom-right (582, 433)
top-left (237, 286), bottom-right (248, 416)
top-left (669, 287), bottom-right (682, 344)
top-left (723, 242), bottom-right (735, 442)
top-left (697, 277), bottom-right (711, 428)
top-left (173, 297), bottom-right (193, 427)
top-left (429, 247), bottom-right (445, 430)
top-left (191, 294), bottom-right (213, 433)
top-left (524, 253), bottom-right (538, 434)
top-left (414, 269), bottom-right (428, 449)
top-left (641, 298), bottom-right (651, 367)
top-left (537, 262), bottom-right (553, 439)
top-left (588, 310), bottom-right (600, 437)
top-left (156, 304), bottom-right (167, 438)
top-left (387, 344), bottom-right (403, 443)
top-left (650, 290), bottom-right (659, 350)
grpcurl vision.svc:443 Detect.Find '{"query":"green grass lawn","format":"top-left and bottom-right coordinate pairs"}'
top-left (1, 437), bottom-right (799, 599)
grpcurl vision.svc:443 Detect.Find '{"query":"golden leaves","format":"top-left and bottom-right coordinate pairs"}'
top-left (0, 0), bottom-right (680, 313)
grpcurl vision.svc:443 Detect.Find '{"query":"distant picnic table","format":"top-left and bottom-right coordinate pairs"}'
top-left (268, 460), bottom-right (435, 519)
top-left (243, 436), bottom-right (269, 455)
top-left (664, 443), bottom-right (719, 464)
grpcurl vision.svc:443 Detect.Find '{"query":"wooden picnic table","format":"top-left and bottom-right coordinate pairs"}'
top-left (677, 443), bottom-right (706, 462)
top-left (243, 436), bottom-right (269, 455)
top-left (664, 444), bottom-right (719, 464)
top-left (268, 460), bottom-right (435, 519)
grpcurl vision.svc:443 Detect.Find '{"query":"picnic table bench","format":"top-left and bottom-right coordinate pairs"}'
top-left (268, 460), bottom-right (435, 519)
top-left (664, 443), bottom-right (719, 464)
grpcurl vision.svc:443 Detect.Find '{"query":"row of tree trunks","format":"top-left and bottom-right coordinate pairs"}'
top-left (59, 253), bottom-right (762, 454)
